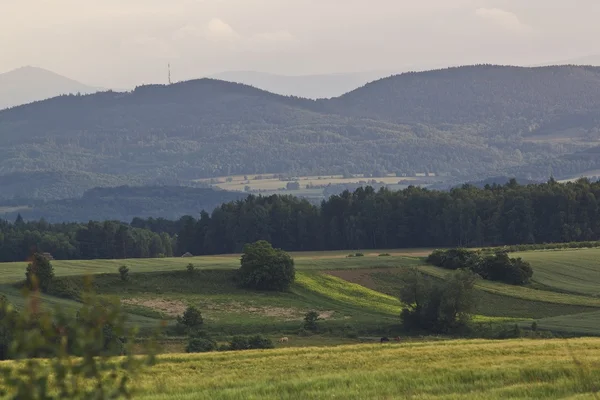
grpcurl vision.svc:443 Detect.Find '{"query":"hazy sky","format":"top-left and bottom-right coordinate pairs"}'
top-left (1, 0), bottom-right (599, 88)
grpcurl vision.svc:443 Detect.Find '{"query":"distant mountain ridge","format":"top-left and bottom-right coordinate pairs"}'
top-left (0, 66), bottom-right (102, 110)
top-left (1, 64), bottom-right (600, 200)
top-left (209, 70), bottom-right (399, 99)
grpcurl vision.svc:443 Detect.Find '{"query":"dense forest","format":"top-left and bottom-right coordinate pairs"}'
top-left (2, 65), bottom-right (600, 199)
top-left (2, 179), bottom-right (600, 262)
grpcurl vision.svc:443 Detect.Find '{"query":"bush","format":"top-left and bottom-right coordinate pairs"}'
top-left (303, 311), bottom-right (321, 332)
top-left (186, 263), bottom-right (195, 275)
top-left (118, 265), bottom-right (130, 282)
top-left (186, 337), bottom-right (216, 353)
top-left (25, 253), bottom-right (55, 292)
top-left (238, 241), bottom-right (295, 291)
top-left (354, 253), bottom-right (365, 257)
top-left (247, 334), bottom-right (274, 349)
top-left (379, 253), bottom-right (391, 257)
top-left (228, 335), bottom-right (250, 350)
top-left (176, 306), bottom-right (204, 333)
top-left (227, 335), bottom-right (274, 351)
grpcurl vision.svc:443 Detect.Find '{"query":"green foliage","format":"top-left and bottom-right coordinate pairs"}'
top-left (0, 278), bottom-right (159, 399)
top-left (238, 241), bottom-right (295, 291)
top-left (399, 268), bottom-right (478, 333)
top-left (428, 249), bottom-right (533, 285)
top-left (186, 337), bottom-right (216, 353)
top-left (25, 253), bottom-right (55, 293)
top-left (303, 311), bottom-right (321, 332)
top-left (186, 263), bottom-right (195, 275)
top-left (378, 253), bottom-right (391, 257)
top-left (176, 306), bottom-right (204, 333)
top-left (118, 265), bottom-right (130, 282)
top-left (227, 335), bottom-right (274, 351)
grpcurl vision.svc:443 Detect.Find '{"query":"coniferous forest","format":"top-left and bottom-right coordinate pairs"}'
top-left (1, 178), bottom-right (600, 262)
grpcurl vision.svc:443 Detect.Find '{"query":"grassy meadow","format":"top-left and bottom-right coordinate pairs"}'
top-left (111, 338), bottom-right (600, 399)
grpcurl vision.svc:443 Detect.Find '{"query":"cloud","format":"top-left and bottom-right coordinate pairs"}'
top-left (475, 8), bottom-right (533, 33)
top-left (172, 18), bottom-right (296, 49)
top-left (205, 18), bottom-right (240, 40)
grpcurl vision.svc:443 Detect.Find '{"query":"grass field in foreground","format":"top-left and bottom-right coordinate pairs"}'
top-left (108, 338), bottom-right (600, 399)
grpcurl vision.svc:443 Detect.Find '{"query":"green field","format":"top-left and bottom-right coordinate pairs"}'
top-left (3, 247), bottom-right (600, 341)
top-left (4, 248), bottom-right (600, 398)
top-left (81, 338), bottom-right (600, 398)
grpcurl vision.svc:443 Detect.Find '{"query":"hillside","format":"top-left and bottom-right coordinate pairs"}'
top-left (2, 65), bottom-right (600, 200)
top-left (0, 66), bottom-right (101, 110)
top-left (0, 185), bottom-right (245, 223)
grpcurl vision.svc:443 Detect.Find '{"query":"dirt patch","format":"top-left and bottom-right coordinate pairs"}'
top-left (122, 298), bottom-right (187, 317)
top-left (202, 301), bottom-right (335, 321)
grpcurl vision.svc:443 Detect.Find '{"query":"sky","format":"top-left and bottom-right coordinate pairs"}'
top-left (1, 0), bottom-right (599, 88)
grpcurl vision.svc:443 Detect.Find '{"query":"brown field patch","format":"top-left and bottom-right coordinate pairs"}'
top-left (202, 301), bottom-right (335, 321)
top-left (325, 268), bottom-right (396, 291)
top-left (122, 298), bottom-right (187, 317)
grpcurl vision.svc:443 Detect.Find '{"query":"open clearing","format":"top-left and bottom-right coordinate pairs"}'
top-left (125, 338), bottom-right (600, 399)
top-left (196, 173), bottom-right (420, 192)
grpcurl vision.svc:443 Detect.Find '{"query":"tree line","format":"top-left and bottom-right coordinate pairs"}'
top-left (2, 178), bottom-right (600, 261)
top-left (174, 178), bottom-right (600, 254)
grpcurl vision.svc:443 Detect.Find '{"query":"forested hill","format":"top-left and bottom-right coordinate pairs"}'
top-left (330, 65), bottom-right (600, 131)
top-left (1, 186), bottom-right (245, 223)
top-left (2, 65), bottom-right (600, 200)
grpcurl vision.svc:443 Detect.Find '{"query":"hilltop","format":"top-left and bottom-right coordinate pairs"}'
top-left (1, 65), bottom-right (600, 200)
top-left (0, 66), bottom-right (101, 110)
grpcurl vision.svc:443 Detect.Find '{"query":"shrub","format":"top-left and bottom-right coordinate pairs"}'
top-left (176, 306), bottom-right (204, 333)
top-left (238, 240), bottom-right (295, 291)
top-left (25, 253), bottom-right (55, 293)
top-left (247, 334), bottom-right (274, 349)
top-left (186, 337), bottom-right (216, 353)
top-left (303, 311), bottom-right (321, 332)
top-left (227, 335), bottom-right (274, 351)
top-left (354, 253), bottom-right (365, 257)
top-left (228, 335), bottom-right (250, 351)
top-left (118, 265), bottom-right (130, 282)
top-left (379, 253), bottom-right (391, 257)
top-left (186, 263), bottom-right (195, 275)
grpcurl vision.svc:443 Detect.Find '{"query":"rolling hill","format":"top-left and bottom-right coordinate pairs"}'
top-left (1, 65), bottom-right (600, 200)
top-left (0, 66), bottom-right (101, 110)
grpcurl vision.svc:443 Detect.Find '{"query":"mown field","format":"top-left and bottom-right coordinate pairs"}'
top-left (93, 339), bottom-right (600, 398)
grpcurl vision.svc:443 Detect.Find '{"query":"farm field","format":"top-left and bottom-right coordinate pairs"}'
top-left (196, 173), bottom-right (421, 192)
top-left (126, 338), bottom-right (600, 399)
top-left (513, 248), bottom-right (600, 296)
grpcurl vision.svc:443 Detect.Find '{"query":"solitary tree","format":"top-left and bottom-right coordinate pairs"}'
top-left (238, 241), bottom-right (295, 291)
top-left (25, 253), bottom-right (55, 293)
top-left (399, 267), bottom-right (478, 333)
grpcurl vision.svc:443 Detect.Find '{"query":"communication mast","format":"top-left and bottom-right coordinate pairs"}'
top-left (168, 63), bottom-right (172, 85)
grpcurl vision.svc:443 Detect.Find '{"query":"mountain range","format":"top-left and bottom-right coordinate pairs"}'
top-left (1, 64), bottom-right (600, 201)
top-left (0, 66), bottom-right (102, 110)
